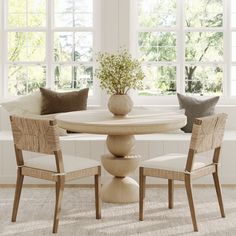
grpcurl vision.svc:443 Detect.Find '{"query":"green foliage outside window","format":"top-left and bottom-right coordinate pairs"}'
top-left (138, 0), bottom-right (223, 96)
top-left (7, 0), bottom-right (93, 96)
top-left (7, 0), bottom-right (224, 96)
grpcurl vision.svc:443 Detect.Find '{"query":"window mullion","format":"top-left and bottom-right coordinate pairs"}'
top-left (26, 0), bottom-right (28, 27)
top-left (2, 0), bottom-right (8, 97)
top-left (224, 0), bottom-right (231, 98)
top-left (0, 0), bottom-right (4, 99)
top-left (138, 27), bottom-right (177, 32)
top-left (176, 0), bottom-right (185, 94)
top-left (7, 28), bottom-right (47, 32)
top-left (92, 0), bottom-right (102, 105)
top-left (46, 0), bottom-right (53, 88)
top-left (184, 27), bottom-right (224, 32)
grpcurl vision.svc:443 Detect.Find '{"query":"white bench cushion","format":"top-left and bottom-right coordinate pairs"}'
top-left (141, 153), bottom-right (213, 172)
top-left (24, 155), bottom-right (100, 173)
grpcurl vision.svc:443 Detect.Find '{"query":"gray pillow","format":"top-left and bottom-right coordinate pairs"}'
top-left (40, 87), bottom-right (89, 115)
top-left (177, 93), bottom-right (219, 133)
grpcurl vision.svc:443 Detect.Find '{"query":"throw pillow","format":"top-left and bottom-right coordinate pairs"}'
top-left (0, 91), bottom-right (41, 115)
top-left (177, 93), bottom-right (219, 133)
top-left (40, 87), bottom-right (89, 115)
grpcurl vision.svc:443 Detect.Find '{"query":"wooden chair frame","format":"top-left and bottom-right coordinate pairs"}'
top-left (139, 113), bottom-right (227, 232)
top-left (10, 116), bottom-right (101, 233)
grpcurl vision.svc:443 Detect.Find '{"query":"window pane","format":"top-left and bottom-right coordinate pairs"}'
top-left (54, 32), bottom-right (73, 61)
top-left (54, 32), bottom-right (92, 62)
top-left (232, 32), bottom-right (236, 62)
top-left (232, 0), bottom-right (236, 27)
top-left (28, 0), bottom-right (45, 13)
top-left (8, 32), bottom-right (46, 61)
top-left (185, 66), bottom-right (223, 95)
top-left (8, 0), bottom-right (26, 13)
top-left (138, 32), bottom-right (176, 61)
top-left (185, 32), bottom-right (223, 62)
top-left (138, 65), bottom-right (176, 96)
top-left (28, 13), bottom-right (46, 27)
top-left (75, 32), bottom-right (93, 61)
top-left (138, 0), bottom-right (176, 27)
top-left (54, 65), bottom-right (93, 93)
top-left (75, 0), bottom-right (92, 12)
top-left (74, 13), bottom-right (93, 27)
top-left (54, 0), bottom-right (73, 13)
top-left (8, 65), bottom-right (46, 95)
top-left (54, 13), bottom-right (73, 27)
top-left (8, 0), bottom-right (46, 27)
top-left (185, 0), bottom-right (223, 27)
top-left (231, 66), bottom-right (236, 95)
top-left (54, 0), bottom-right (93, 27)
top-left (55, 13), bottom-right (92, 28)
top-left (8, 14), bottom-right (26, 27)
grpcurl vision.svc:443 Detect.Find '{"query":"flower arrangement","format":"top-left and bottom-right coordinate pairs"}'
top-left (95, 49), bottom-right (145, 95)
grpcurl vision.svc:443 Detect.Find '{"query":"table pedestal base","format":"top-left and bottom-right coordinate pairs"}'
top-left (101, 135), bottom-right (141, 203)
top-left (101, 153), bottom-right (140, 203)
top-left (101, 177), bottom-right (139, 203)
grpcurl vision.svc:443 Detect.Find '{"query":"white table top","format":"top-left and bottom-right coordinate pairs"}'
top-left (56, 108), bottom-right (186, 135)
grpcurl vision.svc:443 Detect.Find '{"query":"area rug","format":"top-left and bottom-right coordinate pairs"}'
top-left (0, 186), bottom-right (236, 236)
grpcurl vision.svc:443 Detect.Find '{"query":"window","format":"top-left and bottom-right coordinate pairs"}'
top-left (1, 0), bottom-right (235, 105)
top-left (1, 0), bottom-right (100, 104)
top-left (184, 0), bottom-right (223, 96)
top-left (133, 0), bottom-right (234, 104)
top-left (137, 0), bottom-right (177, 97)
top-left (7, 0), bottom-right (47, 96)
top-left (231, 1), bottom-right (236, 95)
top-left (53, 0), bottom-right (93, 92)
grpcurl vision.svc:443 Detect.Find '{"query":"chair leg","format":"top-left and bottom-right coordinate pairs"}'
top-left (53, 177), bottom-right (65, 234)
top-left (55, 182), bottom-right (59, 202)
top-left (139, 167), bottom-right (146, 221)
top-left (95, 173), bottom-right (101, 219)
top-left (185, 175), bottom-right (198, 232)
top-left (168, 179), bottom-right (174, 209)
top-left (213, 171), bottom-right (225, 218)
top-left (12, 168), bottom-right (24, 222)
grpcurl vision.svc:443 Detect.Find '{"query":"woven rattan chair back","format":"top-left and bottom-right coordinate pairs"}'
top-left (10, 116), bottom-right (61, 155)
top-left (189, 113), bottom-right (227, 154)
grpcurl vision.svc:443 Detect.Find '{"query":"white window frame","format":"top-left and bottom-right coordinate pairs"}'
top-left (0, 0), bottom-right (4, 99)
top-left (0, 0), bottom-right (101, 106)
top-left (230, 0), bottom-right (236, 97)
top-left (130, 0), bottom-right (236, 105)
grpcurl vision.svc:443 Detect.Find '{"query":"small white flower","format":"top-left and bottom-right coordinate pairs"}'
top-left (95, 49), bottom-right (145, 95)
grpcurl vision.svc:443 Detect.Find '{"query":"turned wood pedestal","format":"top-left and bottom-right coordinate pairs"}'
top-left (56, 108), bottom-right (186, 203)
top-left (101, 135), bottom-right (140, 203)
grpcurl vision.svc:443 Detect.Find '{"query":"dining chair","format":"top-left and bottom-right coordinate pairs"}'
top-left (139, 113), bottom-right (227, 232)
top-left (10, 116), bottom-right (101, 233)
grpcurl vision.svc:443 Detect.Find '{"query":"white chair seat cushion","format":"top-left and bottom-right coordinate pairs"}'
top-left (141, 153), bottom-right (213, 172)
top-left (24, 155), bottom-right (100, 173)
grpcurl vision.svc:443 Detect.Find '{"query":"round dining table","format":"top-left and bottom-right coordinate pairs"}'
top-left (56, 108), bottom-right (186, 203)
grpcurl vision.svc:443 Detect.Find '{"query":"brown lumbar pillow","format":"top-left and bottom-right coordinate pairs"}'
top-left (177, 93), bottom-right (219, 133)
top-left (40, 87), bottom-right (89, 115)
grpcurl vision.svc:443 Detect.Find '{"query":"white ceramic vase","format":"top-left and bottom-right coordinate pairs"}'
top-left (108, 94), bottom-right (133, 116)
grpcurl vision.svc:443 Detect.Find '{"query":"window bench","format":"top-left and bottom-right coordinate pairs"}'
top-left (0, 131), bottom-right (235, 185)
